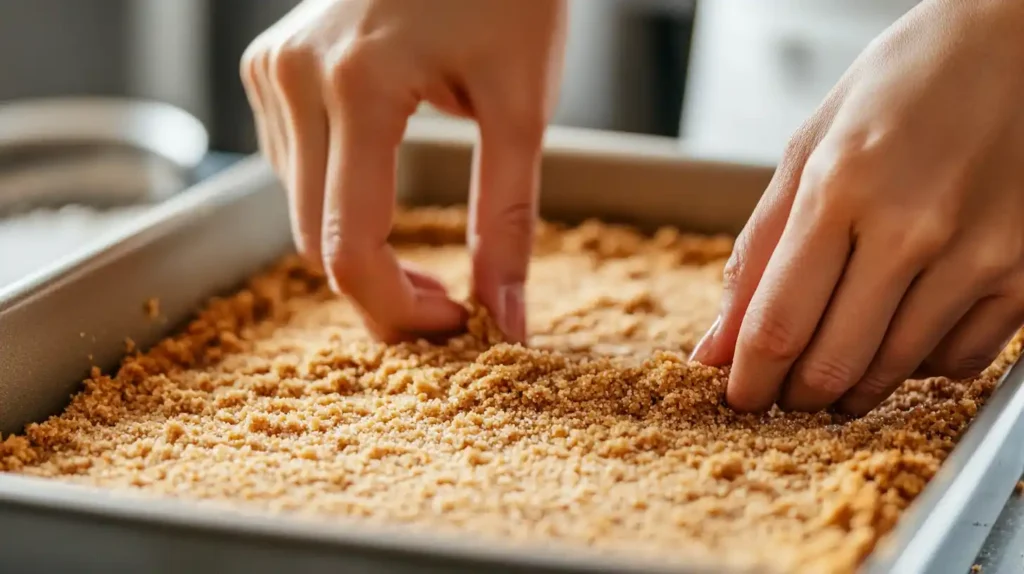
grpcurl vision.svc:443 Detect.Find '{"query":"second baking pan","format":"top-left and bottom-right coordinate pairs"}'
top-left (0, 116), bottom-right (1022, 574)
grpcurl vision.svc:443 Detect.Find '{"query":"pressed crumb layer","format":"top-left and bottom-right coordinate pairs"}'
top-left (1, 208), bottom-right (1017, 574)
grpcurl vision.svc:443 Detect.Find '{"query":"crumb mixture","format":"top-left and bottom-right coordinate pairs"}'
top-left (1, 208), bottom-right (1017, 574)
top-left (144, 297), bottom-right (161, 320)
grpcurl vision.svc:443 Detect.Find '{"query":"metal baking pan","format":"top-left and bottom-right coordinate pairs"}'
top-left (0, 97), bottom-right (209, 214)
top-left (0, 116), bottom-right (1022, 574)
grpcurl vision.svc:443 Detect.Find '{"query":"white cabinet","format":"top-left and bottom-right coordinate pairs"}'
top-left (681, 0), bottom-right (919, 162)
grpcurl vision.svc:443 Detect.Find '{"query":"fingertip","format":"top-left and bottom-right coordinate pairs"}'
top-left (689, 315), bottom-right (722, 364)
top-left (414, 290), bottom-right (471, 335)
top-left (497, 282), bottom-right (527, 344)
top-left (725, 378), bottom-right (774, 414)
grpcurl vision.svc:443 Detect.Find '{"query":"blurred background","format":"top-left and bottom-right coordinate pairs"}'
top-left (0, 0), bottom-right (920, 163)
top-left (0, 0), bottom-right (920, 287)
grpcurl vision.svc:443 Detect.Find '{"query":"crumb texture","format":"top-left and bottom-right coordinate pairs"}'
top-left (1, 208), bottom-right (1017, 574)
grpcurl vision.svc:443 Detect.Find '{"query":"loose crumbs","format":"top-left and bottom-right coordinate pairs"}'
top-left (144, 297), bottom-right (161, 320)
top-left (0, 207), bottom-right (1018, 574)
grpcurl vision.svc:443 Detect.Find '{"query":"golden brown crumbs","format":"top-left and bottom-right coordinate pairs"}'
top-left (144, 297), bottom-right (160, 320)
top-left (1016, 480), bottom-right (1024, 496)
top-left (972, 565), bottom-right (983, 573)
top-left (0, 206), bottom-right (1018, 574)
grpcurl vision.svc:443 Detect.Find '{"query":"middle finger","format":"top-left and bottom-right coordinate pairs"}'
top-left (839, 239), bottom-right (991, 415)
top-left (727, 193), bottom-right (851, 412)
top-left (781, 228), bottom-right (921, 412)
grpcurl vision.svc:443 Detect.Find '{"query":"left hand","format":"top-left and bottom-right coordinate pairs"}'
top-left (690, 0), bottom-right (1024, 415)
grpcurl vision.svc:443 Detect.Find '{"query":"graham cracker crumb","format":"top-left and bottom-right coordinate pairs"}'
top-left (1016, 480), bottom-right (1023, 496)
top-left (464, 299), bottom-right (506, 346)
top-left (0, 206), bottom-right (1016, 574)
top-left (144, 298), bottom-right (160, 320)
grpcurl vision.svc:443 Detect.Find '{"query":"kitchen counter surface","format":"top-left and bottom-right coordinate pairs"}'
top-left (976, 478), bottom-right (1024, 573)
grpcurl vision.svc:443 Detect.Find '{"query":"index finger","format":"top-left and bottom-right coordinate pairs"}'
top-left (321, 73), bottom-right (466, 342)
top-left (727, 193), bottom-right (851, 412)
top-left (467, 119), bottom-right (544, 344)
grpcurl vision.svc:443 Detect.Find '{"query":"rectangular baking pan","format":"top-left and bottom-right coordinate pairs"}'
top-left (1, 116), bottom-right (1022, 574)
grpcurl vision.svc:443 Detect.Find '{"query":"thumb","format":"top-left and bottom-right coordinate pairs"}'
top-left (467, 119), bottom-right (545, 344)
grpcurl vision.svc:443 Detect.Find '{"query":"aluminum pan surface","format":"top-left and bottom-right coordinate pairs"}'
top-left (0, 117), bottom-right (1020, 573)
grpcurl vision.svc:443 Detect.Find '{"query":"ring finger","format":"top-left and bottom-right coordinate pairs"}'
top-left (838, 243), bottom-right (991, 415)
top-left (916, 289), bottom-right (1024, 380)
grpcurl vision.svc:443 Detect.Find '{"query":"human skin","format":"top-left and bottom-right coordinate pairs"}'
top-left (242, 0), bottom-right (1024, 414)
top-left (689, 0), bottom-right (1024, 415)
top-left (240, 0), bottom-right (567, 345)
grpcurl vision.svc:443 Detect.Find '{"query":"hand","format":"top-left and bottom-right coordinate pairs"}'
top-left (240, 0), bottom-right (567, 343)
top-left (690, 0), bottom-right (1024, 415)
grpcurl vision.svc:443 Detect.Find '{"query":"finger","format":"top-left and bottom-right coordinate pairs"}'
top-left (240, 46), bottom-right (274, 160)
top-left (781, 232), bottom-right (921, 412)
top-left (268, 44), bottom-right (329, 261)
top-left (688, 153), bottom-right (802, 365)
top-left (252, 48), bottom-right (289, 172)
top-left (403, 263), bottom-right (449, 293)
top-left (321, 63), bottom-right (465, 342)
top-left (916, 293), bottom-right (1024, 380)
top-left (839, 241), bottom-right (984, 416)
top-left (726, 198), bottom-right (852, 412)
top-left (689, 82), bottom-right (852, 367)
top-left (467, 112), bottom-right (545, 344)
top-left (690, 135), bottom-right (817, 366)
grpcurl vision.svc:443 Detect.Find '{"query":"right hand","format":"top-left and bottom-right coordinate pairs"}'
top-left (240, 0), bottom-right (568, 343)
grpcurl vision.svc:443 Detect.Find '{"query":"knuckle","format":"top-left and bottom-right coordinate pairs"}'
top-left (972, 229), bottom-right (1024, 285)
top-left (1001, 273), bottom-right (1024, 300)
top-left (482, 97), bottom-right (548, 149)
top-left (971, 249), bottom-right (1017, 286)
top-left (473, 200), bottom-right (536, 278)
top-left (321, 227), bottom-right (371, 288)
top-left (268, 39), bottom-right (317, 87)
top-left (872, 209), bottom-right (957, 265)
top-left (509, 109), bottom-right (548, 147)
top-left (741, 312), bottom-right (802, 362)
top-left (904, 211), bottom-right (957, 261)
top-left (943, 354), bottom-right (995, 380)
top-left (860, 348), bottom-right (915, 395)
top-left (239, 42), bottom-right (267, 88)
top-left (720, 249), bottom-right (746, 294)
top-left (798, 131), bottom-right (884, 214)
top-left (795, 356), bottom-right (859, 395)
top-left (492, 200), bottom-right (536, 242)
top-left (853, 370), bottom-right (896, 397)
top-left (325, 43), bottom-right (378, 101)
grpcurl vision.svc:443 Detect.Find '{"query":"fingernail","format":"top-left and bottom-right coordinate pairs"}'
top-left (497, 283), bottom-right (526, 343)
top-left (689, 315), bottom-right (721, 362)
